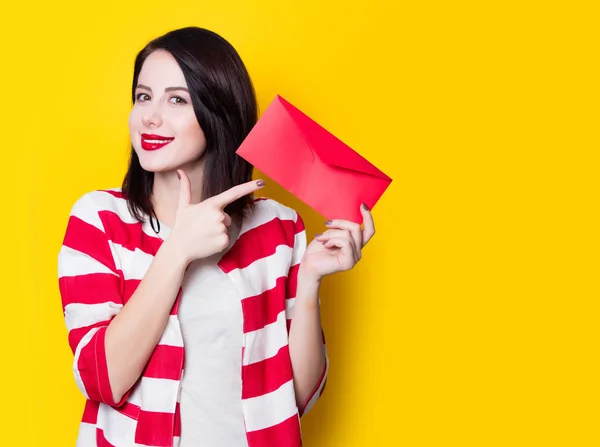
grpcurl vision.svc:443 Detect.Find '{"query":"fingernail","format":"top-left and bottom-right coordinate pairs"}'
top-left (176, 172), bottom-right (181, 180)
top-left (256, 180), bottom-right (265, 187)
top-left (362, 203), bottom-right (369, 211)
top-left (324, 220), bottom-right (332, 225)
top-left (314, 233), bottom-right (322, 238)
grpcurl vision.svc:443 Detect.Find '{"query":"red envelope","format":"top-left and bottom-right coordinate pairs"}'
top-left (236, 95), bottom-right (392, 224)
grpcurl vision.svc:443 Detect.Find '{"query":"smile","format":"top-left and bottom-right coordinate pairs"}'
top-left (141, 133), bottom-right (175, 151)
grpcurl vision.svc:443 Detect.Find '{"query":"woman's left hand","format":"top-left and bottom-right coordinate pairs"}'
top-left (299, 203), bottom-right (376, 282)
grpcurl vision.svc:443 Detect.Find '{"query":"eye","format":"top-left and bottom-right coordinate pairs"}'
top-left (169, 95), bottom-right (188, 105)
top-left (135, 93), bottom-right (150, 102)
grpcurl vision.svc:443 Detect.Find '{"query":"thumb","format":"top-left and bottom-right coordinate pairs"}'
top-left (177, 169), bottom-right (191, 211)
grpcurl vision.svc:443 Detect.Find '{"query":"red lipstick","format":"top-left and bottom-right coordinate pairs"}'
top-left (141, 133), bottom-right (175, 151)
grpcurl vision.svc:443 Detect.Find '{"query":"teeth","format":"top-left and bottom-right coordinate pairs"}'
top-left (144, 139), bottom-right (173, 144)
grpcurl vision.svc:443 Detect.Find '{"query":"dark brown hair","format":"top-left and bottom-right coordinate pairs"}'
top-left (122, 27), bottom-right (257, 224)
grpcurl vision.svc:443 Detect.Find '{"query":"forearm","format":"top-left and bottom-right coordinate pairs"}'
top-left (105, 238), bottom-right (187, 402)
top-left (288, 270), bottom-right (327, 411)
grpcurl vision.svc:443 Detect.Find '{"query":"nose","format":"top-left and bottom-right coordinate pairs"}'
top-left (141, 104), bottom-right (163, 128)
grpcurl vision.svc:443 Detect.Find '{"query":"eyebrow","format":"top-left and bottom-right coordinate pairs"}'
top-left (136, 84), bottom-right (189, 93)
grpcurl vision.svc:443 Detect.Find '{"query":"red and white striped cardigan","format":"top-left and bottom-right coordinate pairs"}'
top-left (58, 188), bottom-right (328, 447)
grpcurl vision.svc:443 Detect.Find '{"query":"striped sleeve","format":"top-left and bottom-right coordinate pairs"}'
top-left (57, 192), bottom-right (127, 407)
top-left (285, 211), bottom-right (329, 417)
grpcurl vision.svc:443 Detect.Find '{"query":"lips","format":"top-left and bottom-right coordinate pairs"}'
top-left (141, 133), bottom-right (175, 151)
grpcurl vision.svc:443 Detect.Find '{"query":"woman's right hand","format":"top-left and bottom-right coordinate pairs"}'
top-left (170, 169), bottom-right (264, 264)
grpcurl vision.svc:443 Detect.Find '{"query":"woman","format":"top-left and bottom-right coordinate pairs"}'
top-left (58, 26), bottom-right (375, 447)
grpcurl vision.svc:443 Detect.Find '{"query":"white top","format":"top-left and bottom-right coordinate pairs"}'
top-left (162, 222), bottom-right (248, 447)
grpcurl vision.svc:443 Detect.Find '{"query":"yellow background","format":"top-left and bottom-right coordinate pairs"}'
top-left (1, 0), bottom-right (598, 445)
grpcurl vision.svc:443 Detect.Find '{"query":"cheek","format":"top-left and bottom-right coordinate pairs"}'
top-left (128, 108), bottom-right (141, 132)
top-left (174, 111), bottom-right (206, 146)
top-left (128, 108), bottom-right (146, 155)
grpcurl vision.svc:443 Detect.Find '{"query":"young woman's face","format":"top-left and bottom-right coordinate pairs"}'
top-left (129, 49), bottom-right (206, 173)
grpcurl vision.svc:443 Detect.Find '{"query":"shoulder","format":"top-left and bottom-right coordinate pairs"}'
top-left (70, 188), bottom-right (124, 212)
top-left (251, 197), bottom-right (302, 226)
top-left (68, 188), bottom-right (134, 231)
top-left (246, 197), bottom-right (306, 246)
top-left (249, 197), bottom-right (306, 234)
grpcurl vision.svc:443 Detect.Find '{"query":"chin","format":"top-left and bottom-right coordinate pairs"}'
top-left (136, 152), bottom-right (204, 174)
top-left (138, 160), bottom-right (178, 173)
top-left (142, 166), bottom-right (173, 174)
top-left (134, 154), bottom-right (172, 173)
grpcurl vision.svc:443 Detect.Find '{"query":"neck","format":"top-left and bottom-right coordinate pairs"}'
top-left (152, 159), bottom-right (205, 228)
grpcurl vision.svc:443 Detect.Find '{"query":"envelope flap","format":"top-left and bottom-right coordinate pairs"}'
top-left (277, 95), bottom-right (392, 181)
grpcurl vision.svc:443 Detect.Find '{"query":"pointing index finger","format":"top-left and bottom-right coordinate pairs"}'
top-left (210, 180), bottom-right (265, 209)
